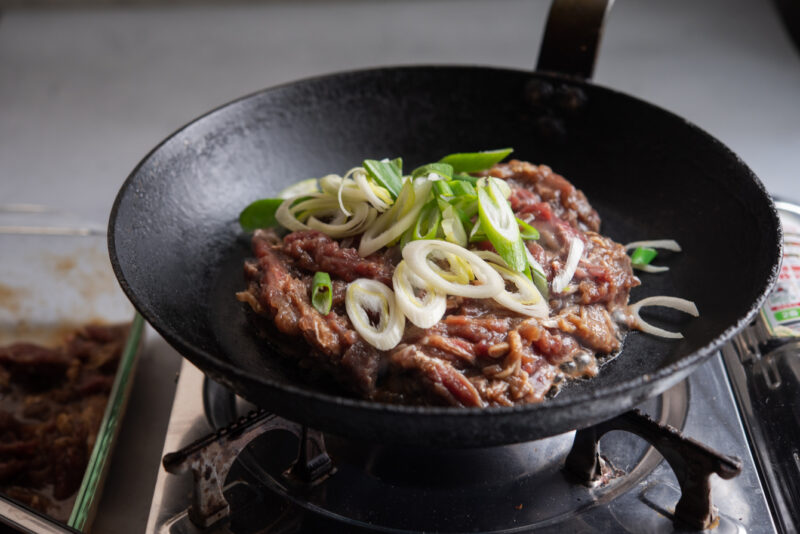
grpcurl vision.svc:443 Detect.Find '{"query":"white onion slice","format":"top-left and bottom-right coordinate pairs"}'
top-left (392, 260), bottom-right (447, 328)
top-left (353, 170), bottom-right (392, 212)
top-left (552, 238), bottom-right (584, 293)
top-left (624, 239), bottom-right (681, 252)
top-left (628, 296), bottom-right (699, 339)
top-left (336, 171), bottom-right (353, 216)
top-left (306, 202), bottom-right (377, 238)
top-left (402, 240), bottom-right (503, 299)
top-left (634, 264), bottom-right (669, 273)
top-left (358, 179), bottom-right (433, 257)
top-left (317, 169), bottom-right (380, 216)
top-left (275, 195), bottom-right (328, 231)
top-left (278, 178), bottom-right (318, 199)
top-left (473, 251), bottom-right (548, 318)
top-left (345, 279), bottom-right (405, 350)
top-left (476, 177), bottom-right (512, 199)
top-left (276, 194), bottom-right (371, 237)
top-left (319, 174), bottom-right (346, 195)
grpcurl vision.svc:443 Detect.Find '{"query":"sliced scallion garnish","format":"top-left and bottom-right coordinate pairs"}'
top-left (412, 162), bottom-right (453, 181)
top-left (363, 159), bottom-right (404, 199)
top-left (392, 260), bottom-right (447, 328)
top-left (517, 217), bottom-right (540, 240)
top-left (630, 246), bottom-right (658, 267)
top-left (451, 195), bottom-right (478, 221)
top-left (413, 200), bottom-right (441, 240)
top-left (473, 251), bottom-right (548, 318)
top-left (439, 148), bottom-right (513, 173)
top-left (311, 272), bottom-right (333, 315)
top-left (530, 266), bottom-right (550, 300)
top-left (433, 180), bottom-right (454, 197)
top-left (477, 177), bottom-right (526, 272)
top-left (239, 198), bottom-right (283, 231)
top-left (449, 180), bottom-right (476, 197)
top-left (358, 178), bottom-right (433, 256)
top-left (468, 219), bottom-right (488, 243)
top-left (345, 278), bottom-right (405, 350)
top-left (452, 173), bottom-right (480, 185)
top-left (524, 247), bottom-right (550, 299)
top-left (440, 204), bottom-right (468, 247)
top-left (625, 240), bottom-right (680, 273)
top-left (402, 240), bottom-right (504, 299)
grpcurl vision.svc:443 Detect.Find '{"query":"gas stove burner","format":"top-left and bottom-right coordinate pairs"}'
top-left (149, 357), bottom-right (776, 534)
top-left (156, 370), bottom-right (751, 534)
top-left (201, 379), bottom-right (691, 534)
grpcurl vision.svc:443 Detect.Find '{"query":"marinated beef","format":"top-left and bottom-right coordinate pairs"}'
top-left (238, 161), bottom-right (639, 407)
top-left (0, 324), bottom-right (128, 521)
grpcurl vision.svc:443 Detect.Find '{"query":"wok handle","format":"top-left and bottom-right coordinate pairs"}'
top-left (536, 0), bottom-right (614, 80)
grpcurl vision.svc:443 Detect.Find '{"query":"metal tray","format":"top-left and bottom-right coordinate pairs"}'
top-left (0, 206), bottom-right (144, 532)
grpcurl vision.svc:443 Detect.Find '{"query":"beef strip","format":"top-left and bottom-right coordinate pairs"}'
top-left (239, 161), bottom-right (638, 407)
top-left (0, 324), bottom-right (128, 522)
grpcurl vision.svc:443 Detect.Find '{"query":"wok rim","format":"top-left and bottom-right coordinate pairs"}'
top-left (108, 63), bottom-right (782, 421)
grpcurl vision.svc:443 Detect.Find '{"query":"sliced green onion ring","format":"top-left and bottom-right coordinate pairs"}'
top-left (311, 272), bottom-right (333, 315)
top-left (517, 217), bottom-right (540, 240)
top-left (452, 173), bottom-right (480, 185)
top-left (426, 250), bottom-right (473, 285)
top-left (412, 162), bottom-right (453, 181)
top-left (449, 180), bottom-right (476, 197)
top-left (477, 178), bottom-right (526, 272)
top-left (352, 169), bottom-right (392, 211)
top-left (473, 251), bottom-right (548, 318)
top-left (551, 237), bottom-right (585, 293)
top-left (630, 246), bottom-right (667, 272)
top-left (402, 240), bottom-right (503, 298)
top-left (625, 240), bottom-right (680, 273)
top-left (345, 278), bottom-right (405, 350)
top-left (477, 177), bottom-right (512, 199)
top-left (630, 246), bottom-right (657, 265)
top-left (413, 200), bottom-right (441, 241)
top-left (439, 148), bottom-right (513, 173)
top-left (364, 159), bottom-right (403, 199)
top-left (392, 260), bottom-right (447, 328)
top-left (358, 178), bottom-right (433, 257)
top-left (468, 219), bottom-right (488, 243)
top-left (433, 180), bottom-right (454, 196)
top-left (524, 247), bottom-right (550, 299)
top-left (239, 198), bottom-right (283, 231)
top-left (440, 204), bottom-right (468, 247)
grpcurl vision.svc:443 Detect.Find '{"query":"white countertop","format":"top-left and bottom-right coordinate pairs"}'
top-left (1, 0), bottom-right (798, 531)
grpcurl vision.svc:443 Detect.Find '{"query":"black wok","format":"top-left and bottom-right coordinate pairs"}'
top-left (108, 1), bottom-right (781, 447)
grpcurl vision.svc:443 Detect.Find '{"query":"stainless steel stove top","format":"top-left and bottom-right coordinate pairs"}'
top-left (145, 352), bottom-right (775, 534)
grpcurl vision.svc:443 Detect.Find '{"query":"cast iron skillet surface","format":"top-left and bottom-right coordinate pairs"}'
top-left (109, 66), bottom-right (781, 447)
